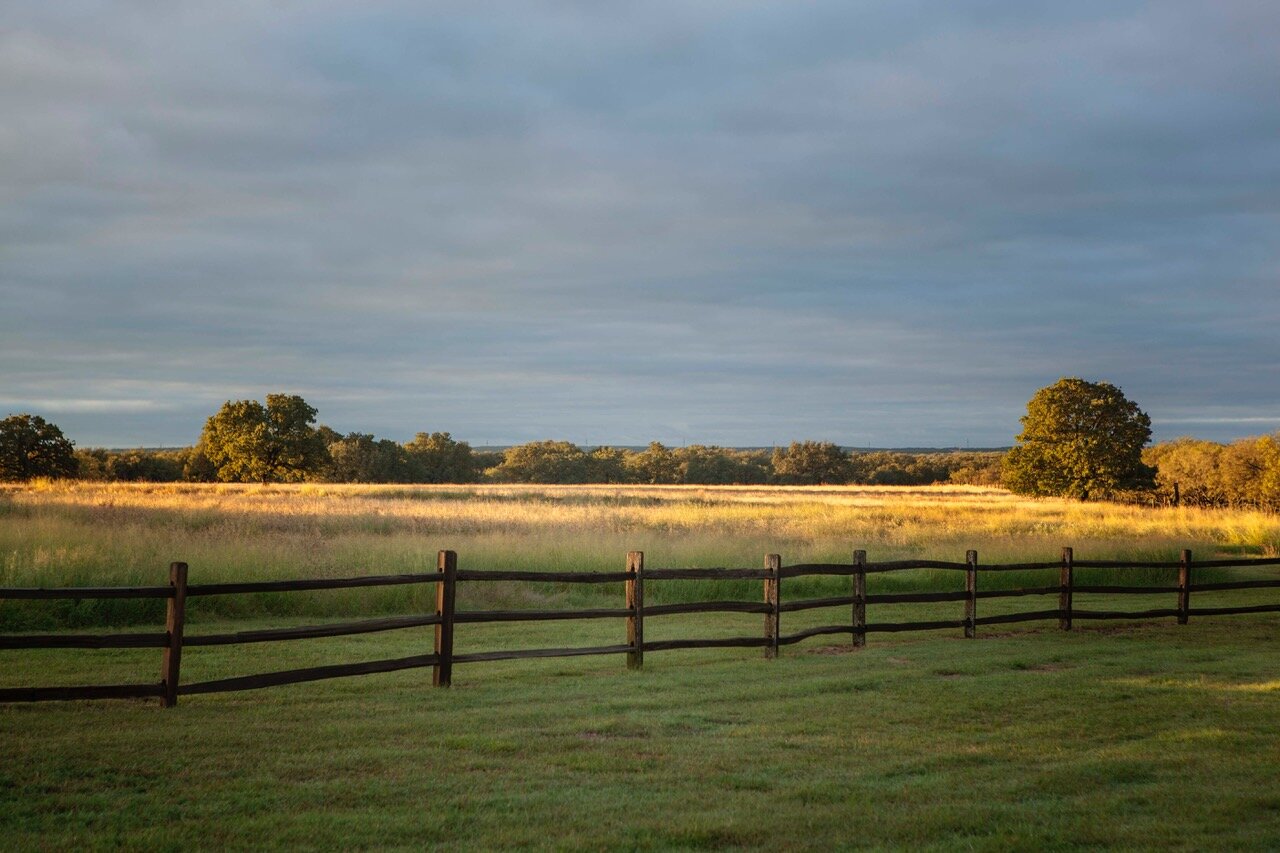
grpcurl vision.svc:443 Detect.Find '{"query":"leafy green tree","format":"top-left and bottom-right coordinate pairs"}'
top-left (625, 442), bottom-right (681, 484)
top-left (325, 433), bottom-right (413, 483)
top-left (772, 440), bottom-right (852, 485)
top-left (586, 446), bottom-right (629, 483)
top-left (200, 394), bottom-right (329, 484)
top-left (1002, 378), bottom-right (1155, 500)
top-left (0, 414), bottom-right (78, 481)
top-left (489, 441), bottom-right (591, 483)
top-left (404, 432), bottom-right (475, 483)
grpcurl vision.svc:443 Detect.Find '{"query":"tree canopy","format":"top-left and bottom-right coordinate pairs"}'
top-left (1002, 378), bottom-right (1154, 500)
top-left (0, 414), bottom-right (78, 481)
top-left (200, 394), bottom-right (329, 483)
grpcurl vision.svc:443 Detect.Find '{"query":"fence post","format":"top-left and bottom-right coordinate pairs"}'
top-left (852, 550), bottom-right (867, 648)
top-left (1178, 549), bottom-right (1192, 625)
top-left (1060, 547), bottom-right (1074, 631)
top-left (626, 551), bottom-right (644, 670)
top-left (161, 561), bottom-right (188, 708)
top-left (764, 554), bottom-right (781, 659)
top-left (434, 550), bottom-right (457, 687)
top-left (964, 550), bottom-right (977, 639)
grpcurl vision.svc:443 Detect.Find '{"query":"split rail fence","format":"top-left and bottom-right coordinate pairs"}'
top-left (3, 548), bottom-right (1280, 706)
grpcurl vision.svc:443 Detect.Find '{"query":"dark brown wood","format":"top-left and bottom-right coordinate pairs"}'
top-left (454, 608), bottom-right (632, 624)
top-left (779, 595), bottom-right (858, 613)
top-left (776, 625), bottom-right (854, 645)
top-left (180, 653), bottom-right (441, 696)
top-left (434, 550), bottom-right (457, 688)
top-left (642, 637), bottom-right (772, 652)
top-left (969, 561), bottom-right (1063, 572)
top-left (1072, 584), bottom-right (1182, 595)
top-left (864, 619), bottom-right (968, 633)
top-left (161, 562), bottom-right (188, 708)
top-left (1187, 557), bottom-right (1280, 568)
top-left (626, 551), bottom-right (643, 670)
top-left (974, 609), bottom-right (1065, 626)
top-left (1060, 547), bottom-right (1073, 630)
top-left (0, 631), bottom-right (169, 650)
top-left (866, 590), bottom-right (969, 604)
top-left (977, 586), bottom-right (1064, 600)
top-left (455, 569), bottom-right (631, 583)
top-left (1178, 549), bottom-right (1191, 625)
top-left (0, 585), bottom-right (173, 600)
top-left (1070, 560), bottom-right (1183, 569)
top-left (1187, 603), bottom-right (1280, 617)
top-left (644, 601), bottom-right (773, 616)
top-left (452, 643), bottom-right (633, 663)
top-left (964, 550), bottom-right (977, 639)
top-left (185, 614), bottom-right (443, 646)
top-left (1072, 608), bottom-right (1182, 620)
top-left (187, 572), bottom-right (436, 596)
top-left (1190, 579), bottom-right (1280, 592)
top-left (645, 567), bottom-right (773, 580)
top-left (0, 682), bottom-right (165, 703)
top-left (862, 559), bottom-right (970, 572)
top-left (779, 563), bottom-right (855, 578)
top-left (764, 554), bottom-right (781, 659)
top-left (853, 550), bottom-right (867, 648)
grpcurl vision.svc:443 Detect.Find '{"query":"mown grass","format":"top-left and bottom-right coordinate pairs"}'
top-left (3, 610), bottom-right (1280, 849)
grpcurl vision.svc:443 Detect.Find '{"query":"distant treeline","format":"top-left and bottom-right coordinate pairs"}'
top-left (1142, 436), bottom-right (1280, 511)
top-left (73, 436), bottom-right (1007, 488)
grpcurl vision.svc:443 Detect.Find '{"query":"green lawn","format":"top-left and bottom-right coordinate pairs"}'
top-left (4, 607), bottom-right (1280, 850)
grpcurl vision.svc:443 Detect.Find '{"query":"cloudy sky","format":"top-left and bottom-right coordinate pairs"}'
top-left (3, 1), bottom-right (1278, 448)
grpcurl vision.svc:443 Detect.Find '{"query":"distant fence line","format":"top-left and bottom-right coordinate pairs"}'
top-left (3, 549), bottom-right (1280, 706)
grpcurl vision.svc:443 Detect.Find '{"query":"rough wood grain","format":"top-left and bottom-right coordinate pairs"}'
top-left (626, 551), bottom-right (643, 670)
top-left (161, 562), bottom-right (187, 708)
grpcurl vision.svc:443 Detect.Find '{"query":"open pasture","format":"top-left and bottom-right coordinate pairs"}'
top-left (3, 483), bottom-right (1280, 848)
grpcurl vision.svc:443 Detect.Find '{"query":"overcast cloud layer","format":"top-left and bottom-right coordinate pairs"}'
top-left (3, 1), bottom-right (1278, 447)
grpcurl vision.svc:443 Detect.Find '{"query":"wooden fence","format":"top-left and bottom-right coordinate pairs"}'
top-left (3, 548), bottom-right (1280, 706)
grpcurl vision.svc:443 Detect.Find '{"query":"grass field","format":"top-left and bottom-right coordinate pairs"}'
top-left (3, 483), bottom-right (1280, 848)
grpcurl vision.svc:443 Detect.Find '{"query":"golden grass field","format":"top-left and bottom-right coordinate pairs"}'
top-left (2, 480), bottom-right (1277, 592)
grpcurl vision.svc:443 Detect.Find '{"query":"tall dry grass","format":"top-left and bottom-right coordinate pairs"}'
top-left (2, 481), bottom-right (1277, 627)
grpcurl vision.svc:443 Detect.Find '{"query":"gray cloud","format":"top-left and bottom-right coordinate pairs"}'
top-left (2, 1), bottom-right (1278, 447)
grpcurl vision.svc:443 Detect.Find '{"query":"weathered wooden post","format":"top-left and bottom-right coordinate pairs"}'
top-left (764, 554), bottom-right (781, 659)
top-left (161, 561), bottom-right (188, 708)
top-left (1178, 548), bottom-right (1192, 625)
top-left (1060, 547), bottom-right (1074, 631)
top-left (852, 549), bottom-right (867, 648)
top-left (434, 550), bottom-right (457, 687)
top-left (964, 550), bottom-right (977, 639)
top-left (626, 551), bottom-right (644, 670)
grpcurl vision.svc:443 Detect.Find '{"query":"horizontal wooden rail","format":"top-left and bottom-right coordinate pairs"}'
top-left (185, 614), bottom-right (442, 647)
top-left (1190, 557), bottom-right (1280, 568)
top-left (1070, 560), bottom-right (1184, 569)
top-left (1187, 603), bottom-right (1280, 617)
top-left (778, 595), bottom-right (857, 613)
top-left (864, 619), bottom-right (968, 633)
top-left (779, 563), bottom-right (853, 578)
top-left (454, 608), bottom-right (632, 624)
top-left (642, 637), bottom-right (772, 652)
top-left (1072, 585), bottom-right (1182, 595)
top-left (974, 609), bottom-right (1063, 626)
top-left (1072, 608), bottom-right (1182, 620)
top-left (187, 573), bottom-right (436, 596)
top-left (179, 653), bottom-right (441, 695)
top-left (864, 560), bottom-right (970, 572)
top-left (976, 586), bottom-right (1062, 600)
top-left (1190, 579), bottom-right (1280, 592)
top-left (777, 625), bottom-right (853, 645)
top-left (0, 631), bottom-right (169, 650)
top-left (644, 601), bottom-right (773, 616)
top-left (866, 590), bottom-right (969, 604)
top-left (0, 682), bottom-right (166, 703)
top-left (645, 568), bottom-right (773, 580)
top-left (0, 585), bottom-right (173, 600)
top-left (453, 643), bottom-right (633, 663)
top-left (455, 570), bottom-right (631, 583)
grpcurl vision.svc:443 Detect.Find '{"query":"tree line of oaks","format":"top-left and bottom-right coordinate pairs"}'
top-left (3, 380), bottom-right (1280, 510)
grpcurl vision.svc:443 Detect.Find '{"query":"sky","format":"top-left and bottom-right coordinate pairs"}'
top-left (3, 1), bottom-right (1279, 448)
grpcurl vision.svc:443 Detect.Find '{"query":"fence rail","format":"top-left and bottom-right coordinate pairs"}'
top-left (3, 546), bottom-right (1280, 706)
